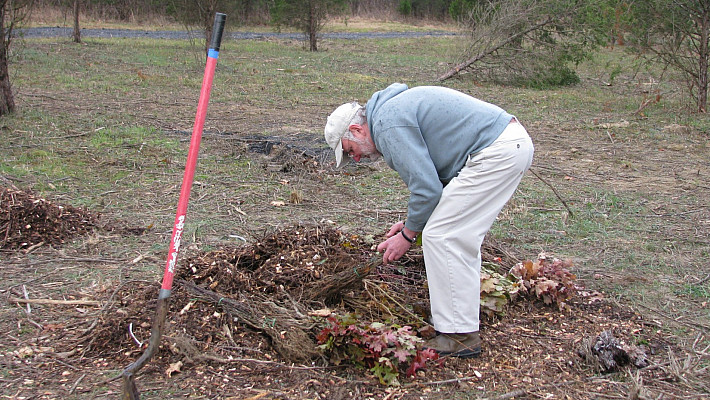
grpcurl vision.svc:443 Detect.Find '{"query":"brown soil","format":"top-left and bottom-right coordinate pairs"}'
top-left (1, 186), bottom-right (693, 399)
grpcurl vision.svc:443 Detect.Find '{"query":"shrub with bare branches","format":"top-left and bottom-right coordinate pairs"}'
top-left (439, 0), bottom-right (610, 88)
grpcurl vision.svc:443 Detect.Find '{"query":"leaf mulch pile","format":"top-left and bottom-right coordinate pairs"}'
top-left (4, 186), bottom-right (705, 399)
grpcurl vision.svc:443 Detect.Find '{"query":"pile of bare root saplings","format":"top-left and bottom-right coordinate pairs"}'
top-left (4, 186), bottom-right (686, 399)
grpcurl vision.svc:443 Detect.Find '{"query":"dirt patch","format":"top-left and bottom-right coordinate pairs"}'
top-left (2, 187), bottom-right (700, 399)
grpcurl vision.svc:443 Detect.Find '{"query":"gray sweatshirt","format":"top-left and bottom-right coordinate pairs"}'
top-left (365, 83), bottom-right (513, 232)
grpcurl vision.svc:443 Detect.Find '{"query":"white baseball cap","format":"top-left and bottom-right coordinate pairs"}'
top-left (324, 102), bottom-right (362, 167)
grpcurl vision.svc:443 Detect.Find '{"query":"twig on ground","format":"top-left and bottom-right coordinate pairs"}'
top-left (363, 279), bottom-right (429, 325)
top-left (128, 322), bottom-right (144, 347)
top-left (478, 379), bottom-right (582, 400)
top-left (47, 131), bottom-right (88, 140)
top-left (404, 375), bottom-right (478, 388)
top-left (23, 241), bottom-right (44, 254)
top-left (14, 286), bottom-right (43, 330)
top-left (168, 334), bottom-right (333, 371)
top-left (529, 168), bottom-right (574, 218)
top-left (22, 285), bottom-right (31, 314)
top-left (69, 374), bottom-right (86, 395)
top-left (8, 257), bottom-right (128, 267)
top-left (480, 388), bottom-right (527, 400)
top-left (48, 355), bottom-right (81, 371)
top-left (633, 302), bottom-right (710, 331)
top-left (9, 297), bottom-right (101, 306)
top-left (695, 273), bottom-right (710, 285)
top-left (692, 332), bottom-right (705, 351)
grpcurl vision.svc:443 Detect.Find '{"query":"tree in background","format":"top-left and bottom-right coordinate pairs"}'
top-left (169, 0), bottom-right (270, 29)
top-left (231, 0), bottom-right (271, 24)
top-left (396, 0), bottom-right (450, 20)
top-left (448, 0), bottom-right (476, 21)
top-left (271, 0), bottom-right (347, 51)
top-left (73, 0), bottom-right (80, 43)
top-left (439, 0), bottom-right (612, 88)
top-left (626, 0), bottom-right (709, 113)
top-left (169, 0), bottom-right (240, 55)
top-left (1, 0), bottom-right (33, 116)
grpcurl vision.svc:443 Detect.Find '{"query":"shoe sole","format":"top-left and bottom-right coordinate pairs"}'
top-left (425, 346), bottom-right (481, 359)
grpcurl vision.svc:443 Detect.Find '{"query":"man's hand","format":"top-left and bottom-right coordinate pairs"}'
top-left (376, 221), bottom-right (418, 264)
top-left (384, 220), bottom-right (405, 238)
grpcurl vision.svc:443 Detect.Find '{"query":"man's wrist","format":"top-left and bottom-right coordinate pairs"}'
top-left (400, 229), bottom-right (416, 244)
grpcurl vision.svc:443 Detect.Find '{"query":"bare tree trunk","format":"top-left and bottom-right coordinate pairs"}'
top-left (72, 0), bottom-right (81, 43)
top-left (308, 2), bottom-right (318, 51)
top-left (201, 0), bottom-right (219, 55)
top-left (0, 49), bottom-right (14, 116)
top-left (0, 0), bottom-right (16, 116)
top-left (204, 14), bottom-right (212, 55)
top-left (697, 8), bottom-right (708, 113)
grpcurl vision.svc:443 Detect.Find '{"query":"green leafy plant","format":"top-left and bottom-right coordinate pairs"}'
top-left (509, 253), bottom-right (577, 308)
top-left (316, 314), bottom-right (439, 386)
top-left (480, 261), bottom-right (521, 316)
top-left (397, 0), bottom-right (412, 16)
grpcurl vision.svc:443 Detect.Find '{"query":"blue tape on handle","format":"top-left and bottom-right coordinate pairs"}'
top-left (208, 49), bottom-right (219, 59)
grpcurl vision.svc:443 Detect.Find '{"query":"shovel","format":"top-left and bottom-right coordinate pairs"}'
top-left (120, 12), bottom-right (226, 400)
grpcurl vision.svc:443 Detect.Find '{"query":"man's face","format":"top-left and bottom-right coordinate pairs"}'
top-left (342, 126), bottom-right (380, 163)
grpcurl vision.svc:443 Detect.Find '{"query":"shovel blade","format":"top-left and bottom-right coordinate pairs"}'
top-left (119, 295), bottom-right (171, 400)
top-left (121, 372), bottom-right (141, 400)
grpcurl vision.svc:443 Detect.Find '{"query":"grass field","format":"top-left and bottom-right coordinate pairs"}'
top-left (1, 14), bottom-right (709, 399)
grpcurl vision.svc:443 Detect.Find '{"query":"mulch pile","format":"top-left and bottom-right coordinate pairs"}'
top-left (4, 185), bottom-right (685, 399)
top-left (0, 186), bottom-right (145, 250)
top-left (0, 186), bottom-right (102, 250)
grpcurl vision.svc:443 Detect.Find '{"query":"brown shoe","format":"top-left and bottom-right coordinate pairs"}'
top-left (423, 332), bottom-right (481, 358)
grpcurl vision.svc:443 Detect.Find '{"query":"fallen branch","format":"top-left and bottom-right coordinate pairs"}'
top-left (301, 256), bottom-right (377, 302)
top-left (479, 378), bottom-right (582, 400)
top-left (169, 334), bottom-right (335, 370)
top-left (9, 297), bottom-right (101, 306)
top-left (404, 375), bottom-right (478, 388)
top-left (529, 168), bottom-right (574, 218)
top-left (481, 389), bottom-right (527, 400)
top-left (633, 302), bottom-right (710, 332)
top-left (69, 374), bottom-right (86, 395)
top-left (438, 15), bottom-right (555, 81)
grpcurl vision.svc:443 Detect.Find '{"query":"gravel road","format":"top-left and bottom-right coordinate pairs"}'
top-left (18, 27), bottom-right (458, 40)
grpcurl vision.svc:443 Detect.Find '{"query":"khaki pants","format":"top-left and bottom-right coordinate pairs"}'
top-left (422, 120), bottom-right (534, 333)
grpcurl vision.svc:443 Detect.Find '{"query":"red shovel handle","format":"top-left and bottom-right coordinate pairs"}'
top-left (160, 12), bottom-right (226, 296)
top-left (121, 13), bottom-right (227, 400)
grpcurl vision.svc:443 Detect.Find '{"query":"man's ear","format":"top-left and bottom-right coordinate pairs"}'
top-left (348, 124), bottom-right (366, 139)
